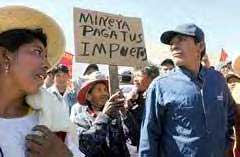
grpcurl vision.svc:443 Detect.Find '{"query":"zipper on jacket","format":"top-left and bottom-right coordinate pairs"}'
top-left (200, 88), bottom-right (210, 134)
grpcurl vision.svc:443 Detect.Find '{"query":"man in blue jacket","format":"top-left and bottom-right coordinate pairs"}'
top-left (139, 23), bottom-right (235, 157)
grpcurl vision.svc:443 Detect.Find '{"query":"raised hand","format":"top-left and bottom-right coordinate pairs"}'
top-left (102, 91), bottom-right (125, 118)
top-left (25, 125), bottom-right (72, 157)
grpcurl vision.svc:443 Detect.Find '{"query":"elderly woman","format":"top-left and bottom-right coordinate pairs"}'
top-left (72, 71), bottom-right (137, 157)
top-left (0, 6), bottom-right (83, 157)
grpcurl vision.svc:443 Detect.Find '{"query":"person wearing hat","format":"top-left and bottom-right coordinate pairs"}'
top-left (226, 72), bottom-right (240, 91)
top-left (65, 64), bottom-right (99, 113)
top-left (218, 62), bottom-right (233, 77)
top-left (48, 64), bottom-right (70, 105)
top-left (0, 6), bottom-right (84, 157)
top-left (160, 58), bottom-right (175, 75)
top-left (72, 71), bottom-right (137, 157)
top-left (139, 23), bottom-right (235, 157)
top-left (66, 64), bottom-right (100, 114)
top-left (231, 56), bottom-right (240, 157)
top-left (83, 64), bottom-right (99, 76)
top-left (119, 68), bottom-right (134, 96)
top-left (225, 72), bottom-right (240, 157)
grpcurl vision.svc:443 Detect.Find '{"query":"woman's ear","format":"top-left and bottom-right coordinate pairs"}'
top-left (0, 47), bottom-right (14, 73)
top-left (0, 47), bottom-right (12, 62)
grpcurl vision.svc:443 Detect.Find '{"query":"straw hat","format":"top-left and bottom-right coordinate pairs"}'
top-left (233, 56), bottom-right (240, 75)
top-left (225, 72), bottom-right (240, 82)
top-left (0, 5), bottom-right (65, 67)
top-left (232, 82), bottom-right (240, 104)
top-left (77, 71), bottom-right (108, 105)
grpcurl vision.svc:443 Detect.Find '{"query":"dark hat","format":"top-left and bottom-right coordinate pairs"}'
top-left (160, 23), bottom-right (205, 45)
top-left (119, 69), bottom-right (132, 77)
top-left (53, 64), bottom-right (69, 74)
top-left (83, 64), bottom-right (99, 76)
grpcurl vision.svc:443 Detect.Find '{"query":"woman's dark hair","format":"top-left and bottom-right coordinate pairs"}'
top-left (83, 64), bottom-right (99, 76)
top-left (85, 100), bottom-right (93, 109)
top-left (0, 28), bottom-right (47, 52)
top-left (161, 58), bottom-right (174, 66)
top-left (135, 65), bottom-right (159, 80)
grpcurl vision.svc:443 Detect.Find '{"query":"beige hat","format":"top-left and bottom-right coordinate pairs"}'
top-left (233, 56), bottom-right (240, 75)
top-left (0, 5), bottom-right (65, 67)
top-left (225, 72), bottom-right (240, 82)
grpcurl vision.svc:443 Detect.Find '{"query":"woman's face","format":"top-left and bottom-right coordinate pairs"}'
top-left (87, 83), bottom-right (109, 110)
top-left (9, 39), bottom-right (48, 94)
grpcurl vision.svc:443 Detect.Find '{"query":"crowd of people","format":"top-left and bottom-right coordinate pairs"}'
top-left (1, 5), bottom-right (240, 157)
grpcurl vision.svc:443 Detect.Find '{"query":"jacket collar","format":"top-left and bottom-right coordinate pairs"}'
top-left (176, 65), bottom-right (207, 82)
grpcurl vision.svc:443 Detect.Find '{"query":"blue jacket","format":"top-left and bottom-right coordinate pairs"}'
top-left (139, 66), bottom-right (235, 157)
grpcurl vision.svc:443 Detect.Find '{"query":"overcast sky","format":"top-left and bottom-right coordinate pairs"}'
top-left (0, 0), bottom-right (239, 76)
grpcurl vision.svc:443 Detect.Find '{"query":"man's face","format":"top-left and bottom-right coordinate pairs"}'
top-left (169, 35), bottom-right (202, 69)
top-left (161, 64), bottom-right (174, 74)
top-left (133, 71), bottom-right (152, 92)
top-left (54, 72), bottom-right (69, 90)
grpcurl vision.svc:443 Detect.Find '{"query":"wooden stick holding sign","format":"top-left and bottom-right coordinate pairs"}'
top-left (73, 7), bottom-right (148, 95)
top-left (108, 65), bottom-right (119, 95)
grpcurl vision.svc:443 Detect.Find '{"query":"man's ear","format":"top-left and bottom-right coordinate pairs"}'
top-left (199, 41), bottom-right (205, 53)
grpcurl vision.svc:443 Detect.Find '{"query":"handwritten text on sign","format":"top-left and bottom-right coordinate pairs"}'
top-left (74, 8), bottom-right (147, 66)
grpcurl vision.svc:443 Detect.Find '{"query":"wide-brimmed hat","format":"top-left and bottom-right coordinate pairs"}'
top-left (233, 56), bottom-right (240, 75)
top-left (225, 72), bottom-right (240, 82)
top-left (77, 71), bottom-right (108, 105)
top-left (0, 5), bottom-right (65, 67)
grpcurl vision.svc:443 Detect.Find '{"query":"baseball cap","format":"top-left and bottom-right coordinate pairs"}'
top-left (52, 64), bottom-right (69, 74)
top-left (160, 23), bottom-right (205, 45)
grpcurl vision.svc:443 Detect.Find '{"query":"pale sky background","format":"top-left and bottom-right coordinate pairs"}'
top-left (0, 0), bottom-right (239, 78)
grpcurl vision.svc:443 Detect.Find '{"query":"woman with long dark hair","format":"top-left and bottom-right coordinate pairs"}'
top-left (0, 6), bottom-right (83, 157)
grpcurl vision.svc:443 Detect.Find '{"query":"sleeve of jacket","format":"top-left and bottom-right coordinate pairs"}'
top-left (77, 112), bottom-right (111, 155)
top-left (121, 111), bottom-right (139, 146)
top-left (139, 80), bottom-right (165, 157)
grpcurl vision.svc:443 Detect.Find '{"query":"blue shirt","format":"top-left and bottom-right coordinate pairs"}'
top-left (139, 66), bottom-right (235, 157)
